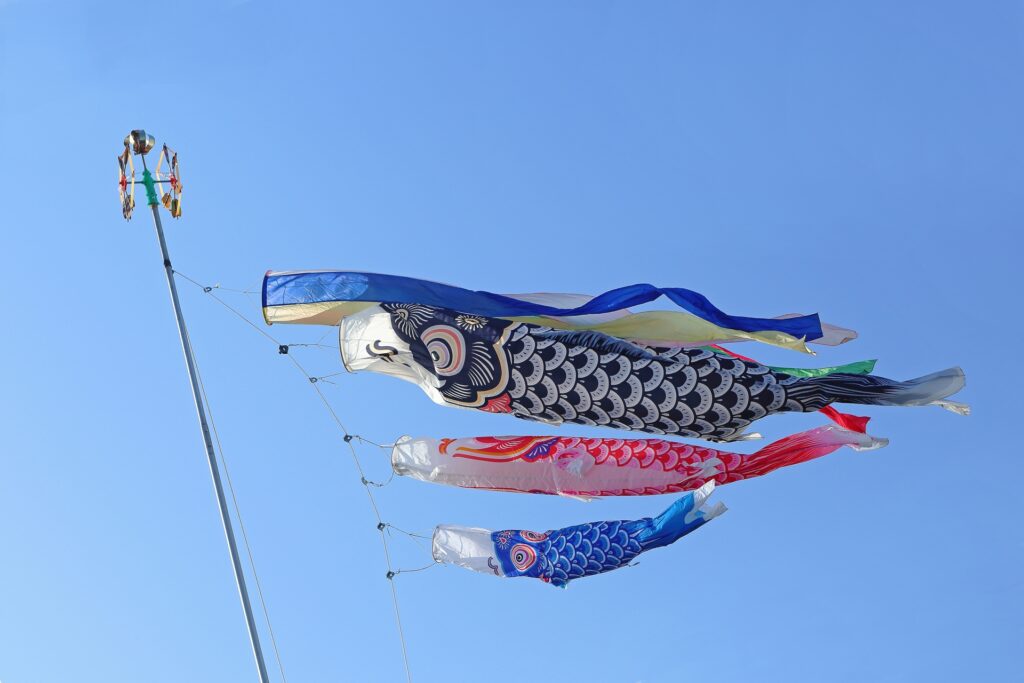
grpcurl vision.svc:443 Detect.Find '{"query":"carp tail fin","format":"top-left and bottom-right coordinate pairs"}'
top-left (787, 367), bottom-right (967, 413)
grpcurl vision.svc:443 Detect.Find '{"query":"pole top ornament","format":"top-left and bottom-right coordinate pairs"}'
top-left (118, 130), bottom-right (182, 220)
top-left (125, 130), bottom-right (155, 155)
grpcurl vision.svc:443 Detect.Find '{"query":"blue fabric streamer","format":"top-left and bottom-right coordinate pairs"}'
top-left (263, 270), bottom-right (824, 340)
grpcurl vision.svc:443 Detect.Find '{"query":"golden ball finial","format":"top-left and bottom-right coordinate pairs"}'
top-left (125, 129), bottom-right (155, 155)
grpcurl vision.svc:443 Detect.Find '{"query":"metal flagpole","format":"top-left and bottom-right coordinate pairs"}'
top-left (119, 130), bottom-right (272, 683)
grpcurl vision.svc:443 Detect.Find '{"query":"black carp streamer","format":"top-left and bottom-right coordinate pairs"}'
top-left (338, 303), bottom-right (967, 443)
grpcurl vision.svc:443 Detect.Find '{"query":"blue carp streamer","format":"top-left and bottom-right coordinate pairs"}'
top-left (432, 482), bottom-right (725, 587)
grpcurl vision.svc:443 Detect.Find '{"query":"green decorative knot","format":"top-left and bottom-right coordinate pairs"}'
top-left (142, 169), bottom-right (159, 207)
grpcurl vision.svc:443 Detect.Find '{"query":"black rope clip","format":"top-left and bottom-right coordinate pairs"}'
top-left (377, 522), bottom-right (387, 531)
top-left (386, 571), bottom-right (396, 580)
top-left (343, 434), bottom-right (353, 442)
top-left (278, 345), bottom-right (289, 354)
top-left (308, 377), bottom-right (318, 384)
top-left (203, 286), bottom-right (212, 293)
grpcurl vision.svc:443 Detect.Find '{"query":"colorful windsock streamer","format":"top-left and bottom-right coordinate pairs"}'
top-left (339, 303), bottom-right (968, 442)
top-left (263, 270), bottom-right (857, 352)
top-left (393, 425), bottom-right (885, 498)
top-left (433, 482), bottom-right (724, 587)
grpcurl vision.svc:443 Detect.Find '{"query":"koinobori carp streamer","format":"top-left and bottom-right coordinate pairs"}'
top-left (432, 482), bottom-right (725, 587)
top-left (392, 425), bottom-right (886, 498)
top-left (339, 303), bottom-right (968, 442)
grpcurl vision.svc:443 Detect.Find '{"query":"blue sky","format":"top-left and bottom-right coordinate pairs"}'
top-left (1, 1), bottom-right (1021, 681)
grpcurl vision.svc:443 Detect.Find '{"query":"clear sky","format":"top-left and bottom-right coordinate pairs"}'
top-left (1, 1), bottom-right (1021, 681)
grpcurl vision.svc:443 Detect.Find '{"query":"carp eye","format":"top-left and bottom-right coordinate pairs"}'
top-left (510, 543), bottom-right (537, 571)
top-left (421, 325), bottom-right (466, 377)
top-left (520, 530), bottom-right (548, 542)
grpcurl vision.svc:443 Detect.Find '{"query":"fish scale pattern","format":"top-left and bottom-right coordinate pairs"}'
top-left (373, 303), bottom-right (950, 443)
top-left (505, 324), bottom-right (804, 441)
top-left (492, 520), bottom-right (646, 587)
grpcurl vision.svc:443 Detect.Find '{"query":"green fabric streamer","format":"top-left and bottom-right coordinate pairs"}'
top-left (142, 169), bottom-right (159, 207)
top-left (704, 346), bottom-right (877, 377)
top-left (769, 359), bottom-right (877, 378)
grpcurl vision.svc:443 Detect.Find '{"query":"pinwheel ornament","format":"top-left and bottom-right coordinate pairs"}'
top-left (154, 144), bottom-right (182, 218)
top-left (117, 142), bottom-right (136, 220)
